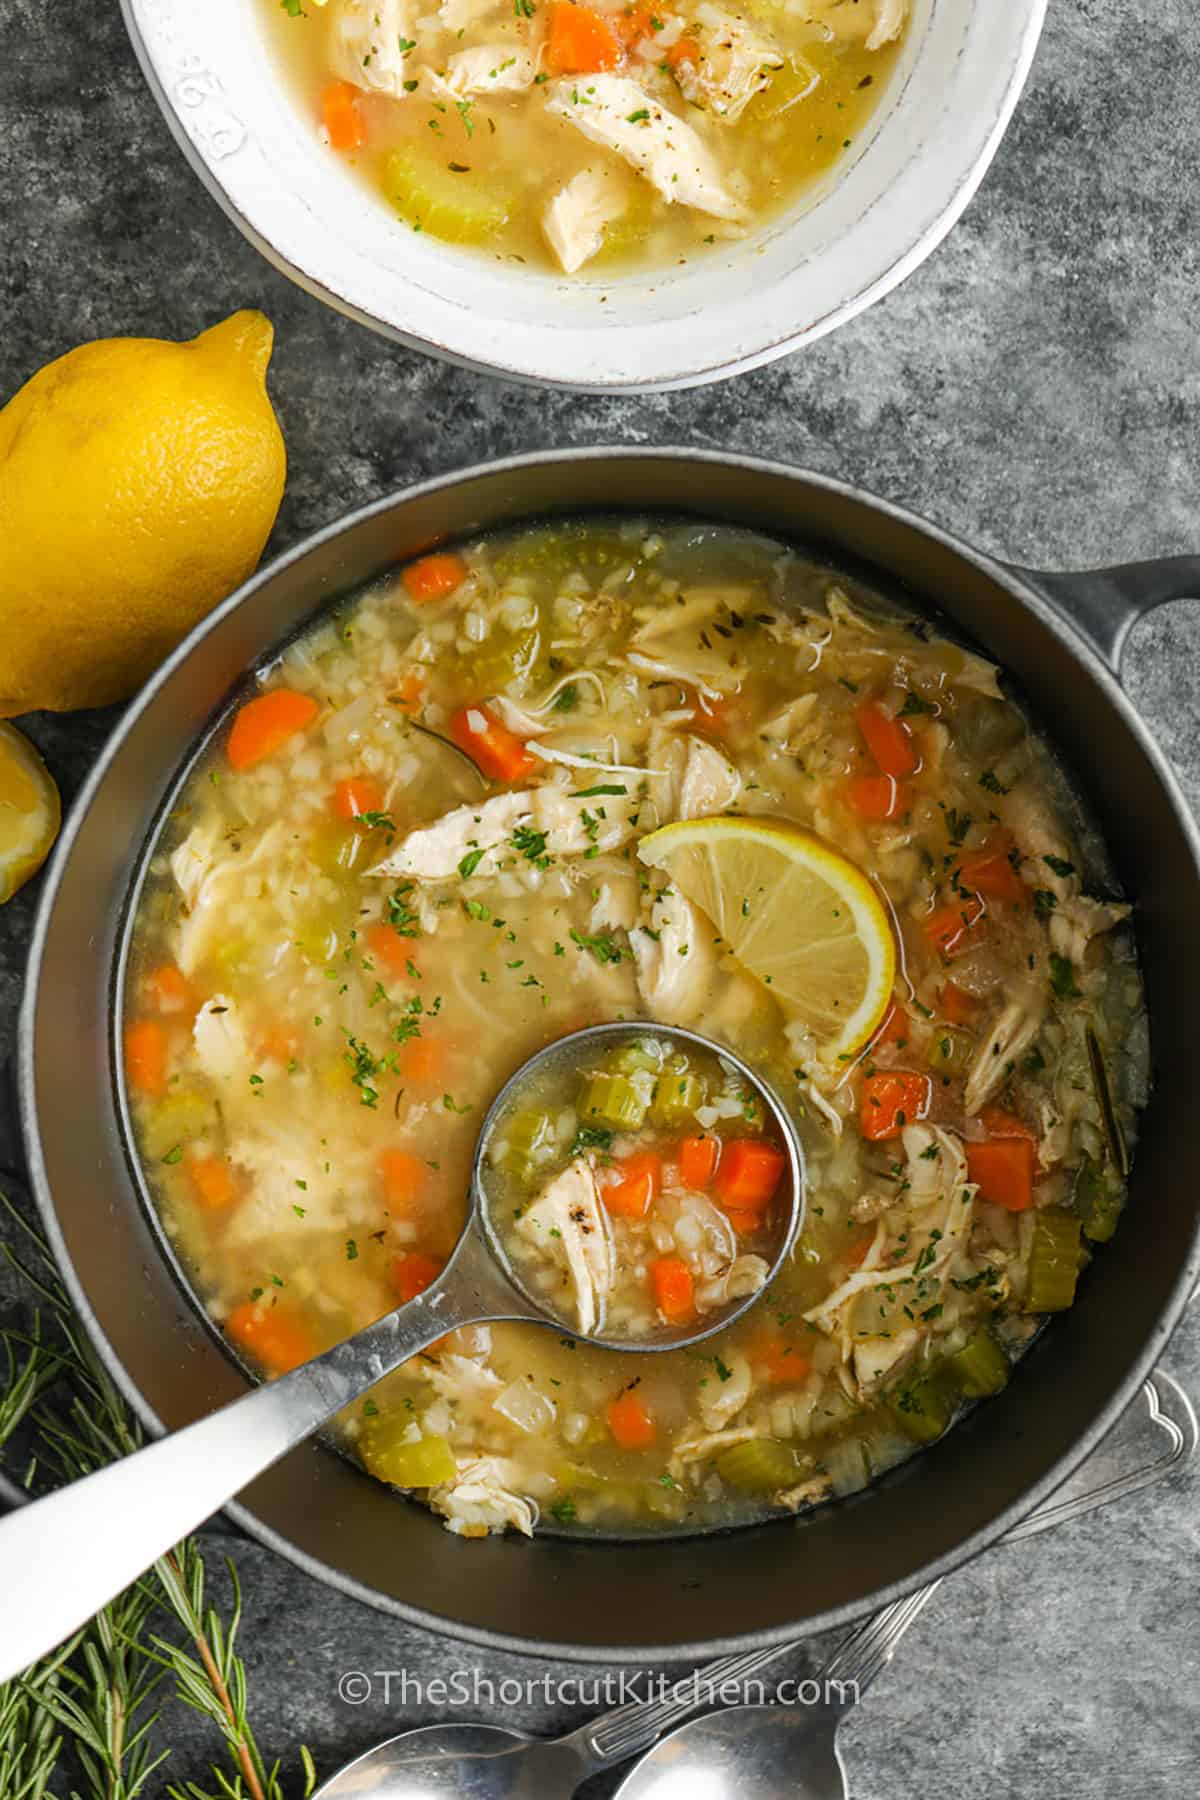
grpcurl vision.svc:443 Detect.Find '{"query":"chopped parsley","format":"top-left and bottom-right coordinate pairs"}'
top-left (512, 823), bottom-right (552, 868)
top-left (549, 1497), bottom-right (576, 1522)
top-left (1032, 888), bottom-right (1058, 918)
top-left (945, 808), bottom-right (973, 846)
top-left (570, 783), bottom-right (627, 798)
top-left (569, 928), bottom-right (623, 965)
top-left (458, 847), bottom-right (486, 878)
top-left (899, 691), bottom-right (936, 717)
top-left (386, 881), bottom-right (421, 936)
top-left (161, 1144), bottom-right (184, 1166)
top-left (979, 768), bottom-right (1009, 796)
top-left (551, 683), bottom-right (578, 713)
top-left (1043, 854), bottom-right (1076, 879)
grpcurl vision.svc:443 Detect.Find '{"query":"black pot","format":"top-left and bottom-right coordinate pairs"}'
top-left (14, 450), bottom-right (1200, 1660)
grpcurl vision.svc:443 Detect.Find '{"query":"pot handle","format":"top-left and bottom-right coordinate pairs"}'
top-left (1011, 557), bottom-right (1200, 673)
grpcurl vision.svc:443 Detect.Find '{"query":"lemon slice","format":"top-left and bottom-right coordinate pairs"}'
top-left (637, 816), bottom-right (894, 1060)
top-left (0, 724), bottom-right (60, 904)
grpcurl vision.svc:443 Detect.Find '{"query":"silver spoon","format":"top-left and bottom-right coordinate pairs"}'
top-left (305, 1368), bottom-right (1196, 1797)
top-left (0, 1022), bottom-right (803, 1683)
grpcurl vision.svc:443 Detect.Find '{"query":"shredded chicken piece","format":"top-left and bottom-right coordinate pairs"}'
top-left (170, 821), bottom-right (288, 976)
top-left (631, 889), bottom-right (715, 1024)
top-left (778, 1473), bottom-right (835, 1512)
top-left (328, 0), bottom-right (416, 98)
top-left (192, 995), bottom-right (248, 1083)
top-left (964, 989), bottom-right (1047, 1114)
top-left (515, 1158), bottom-right (612, 1335)
top-left (671, 5), bottom-right (785, 124)
top-left (542, 167), bottom-right (627, 275)
top-left (669, 1423), bottom-right (760, 1482)
top-left (438, 45), bottom-right (537, 98)
top-left (804, 0), bottom-right (908, 51)
top-left (679, 737), bottom-right (741, 818)
top-left (545, 77), bottom-right (745, 220)
top-left (698, 1351), bottom-right (753, 1430)
top-left (373, 785), bottom-right (637, 879)
top-left (429, 1456), bottom-right (537, 1537)
top-left (852, 1328), bottom-right (922, 1395)
top-left (1050, 895), bottom-right (1131, 965)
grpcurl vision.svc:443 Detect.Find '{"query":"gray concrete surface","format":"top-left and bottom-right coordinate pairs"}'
top-left (1, 0), bottom-right (1198, 1793)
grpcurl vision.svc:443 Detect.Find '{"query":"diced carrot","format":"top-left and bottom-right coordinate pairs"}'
top-left (379, 1149), bottom-right (428, 1213)
top-left (402, 552), bottom-right (469, 603)
top-left (321, 79), bottom-right (365, 152)
top-left (601, 1150), bottom-right (661, 1220)
top-left (923, 897), bottom-right (986, 957)
top-left (226, 1301), bottom-right (313, 1376)
top-left (448, 704), bottom-right (538, 784)
top-left (398, 1036), bottom-right (447, 1085)
top-left (870, 1001), bottom-right (910, 1050)
top-left (367, 920), bottom-right (418, 982)
top-left (187, 1155), bottom-right (239, 1212)
top-left (966, 1137), bottom-right (1035, 1212)
top-left (847, 773), bottom-right (912, 822)
top-left (860, 1070), bottom-right (932, 1141)
top-left (390, 1252), bottom-right (445, 1303)
top-left (545, 1), bottom-right (623, 74)
top-left (606, 1389), bottom-right (656, 1450)
top-left (713, 1140), bottom-right (786, 1212)
top-left (979, 1105), bottom-right (1036, 1142)
top-left (227, 689), bottom-right (319, 772)
top-left (956, 833), bottom-right (1027, 905)
top-left (333, 776), bottom-right (386, 821)
top-left (390, 672), bottom-right (424, 713)
top-left (724, 1208), bottom-right (764, 1236)
top-left (857, 700), bottom-right (918, 778)
top-left (751, 1335), bottom-right (812, 1385)
top-left (650, 1256), bottom-right (695, 1323)
top-left (257, 1025), bottom-right (298, 1065)
top-left (939, 981), bottom-right (978, 1026)
top-left (144, 963), bottom-right (196, 1017)
top-left (125, 1019), bottom-right (169, 1098)
top-left (677, 1135), bottom-right (720, 1190)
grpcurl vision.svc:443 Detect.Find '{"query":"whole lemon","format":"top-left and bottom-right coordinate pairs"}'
top-left (0, 311), bottom-right (286, 715)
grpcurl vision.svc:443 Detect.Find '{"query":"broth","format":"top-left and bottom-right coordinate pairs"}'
top-left (124, 518), bottom-right (1148, 1539)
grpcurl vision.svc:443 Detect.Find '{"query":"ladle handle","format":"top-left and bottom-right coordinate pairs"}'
top-left (0, 1234), bottom-right (506, 1683)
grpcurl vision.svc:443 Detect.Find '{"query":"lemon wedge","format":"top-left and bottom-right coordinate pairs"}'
top-left (0, 724), bottom-right (61, 903)
top-left (637, 816), bottom-right (894, 1060)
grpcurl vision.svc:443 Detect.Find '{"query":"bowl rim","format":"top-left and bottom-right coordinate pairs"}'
top-left (118, 0), bottom-right (1048, 391)
top-left (20, 447), bottom-right (1200, 1660)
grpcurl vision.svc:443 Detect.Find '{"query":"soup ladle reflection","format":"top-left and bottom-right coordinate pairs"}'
top-left (0, 1022), bottom-right (804, 1682)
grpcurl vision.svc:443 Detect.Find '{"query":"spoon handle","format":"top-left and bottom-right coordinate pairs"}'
top-left (0, 1260), bottom-right (494, 1684)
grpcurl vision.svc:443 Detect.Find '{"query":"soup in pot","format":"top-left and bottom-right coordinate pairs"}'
top-left (260, 0), bottom-right (908, 275)
top-left (124, 517), bottom-right (1147, 1538)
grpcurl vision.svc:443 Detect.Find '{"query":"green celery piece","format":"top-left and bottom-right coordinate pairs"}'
top-left (1026, 1208), bottom-right (1083, 1312)
top-left (360, 1421), bottom-right (456, 1489)
top-left (650, 1069), bottom-right (705, 1127)
top-left (578, 1071), bottom-right (650, 1131)
top-left (947, 1330), bottom-right (1010, 1399)
top-left (715, 1437), bottom-right (800, 1493)
top-left (887, 1368), bottom-right (955, 1444)
top-left (1076, 1158), bottom-right (1125, 1244)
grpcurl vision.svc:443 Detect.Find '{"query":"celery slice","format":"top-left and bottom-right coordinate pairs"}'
top-left (383, 145), bottom-right (514, 246)
top-left (1026, 1208), bottom-right (1083, 1312)
top-left (1076, 1158), bottom-right (1125, 1244)
top-left (496, 1107), bottom-right (559, 1180)
top-left (578, 1071), bottom-right (651, 1131)
top-left (715, 1437), bottom-right (800, 1493)
top-left (360, 1420), bottom-right (456, 1489)
top-left (650, 1068), bottom-right (705, 1127)
top-left (887, 1369), bottom-right (955, 1445)
top-left (947, 1330), bottom-right (1010, 1399)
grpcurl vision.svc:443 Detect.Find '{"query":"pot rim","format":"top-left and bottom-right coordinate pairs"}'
top-left (117, 0), bottom-right (1047, 391)
top-left (19, 447), bottom-right (1200, 1661)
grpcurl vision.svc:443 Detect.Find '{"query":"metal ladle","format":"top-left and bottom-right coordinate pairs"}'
top-left (0, 1023), bottom-right (804, 1682)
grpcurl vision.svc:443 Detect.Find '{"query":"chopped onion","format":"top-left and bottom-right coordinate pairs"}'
top-left (493, 1379), bottom-right (557, 1435)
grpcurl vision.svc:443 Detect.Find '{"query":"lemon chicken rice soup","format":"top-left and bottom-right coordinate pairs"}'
top-left (125, 519), bottom-right (1147, 1539)
top-left (261, 0), bottom-right (909, 275)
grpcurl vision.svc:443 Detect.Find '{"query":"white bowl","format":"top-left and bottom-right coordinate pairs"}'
top-left (121, 0), bottom-right (1045, 390)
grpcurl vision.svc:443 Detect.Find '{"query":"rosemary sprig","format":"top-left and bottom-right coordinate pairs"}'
top-left (0, 1192), bottom-right (315, 1798)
